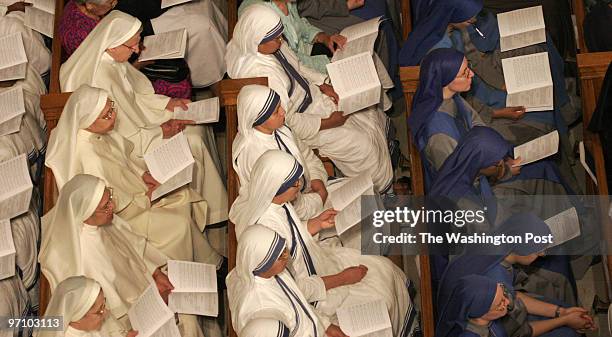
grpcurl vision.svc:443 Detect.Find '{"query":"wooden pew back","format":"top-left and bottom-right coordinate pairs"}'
top-left (399, 66), bottom-right (435, 337)
top-left (49, 0), bottom-right (65, 94)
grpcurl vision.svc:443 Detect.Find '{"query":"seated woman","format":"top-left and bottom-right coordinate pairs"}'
top-left (58, 0), bottom-right (192, 99)
top-left (229, 150), bottom-right (413, 336)
top-left (36, 276), bottom-right (137, 337)
top-left (238, 0), bottom-right (347, 75)
top-left (234, 84), bottom-right (372, 248)
top-left (60, 11), bottom-right (228, 225)
top-left (227, 5), bottom-right (394, 193)
top-left (113, 0), bottom-right (227, 87)
top-left (0, 3), bottom-right (51, 76)
top-left (45, 85), bottom-right (220, 265)
top-left (240, 318), bottom-right (291, 337)
top-left (39, 174), bottom-right (205, 337)
top-left (436, 275), bottom-right (510, 337)
top-left (411, 48), bottom-right (579, 193)
top-left (437, 213), bottom-right (595, 337)
top-left (227, 224), bottom-right (345, 337)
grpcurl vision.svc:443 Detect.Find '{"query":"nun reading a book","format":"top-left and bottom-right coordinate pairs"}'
top-left (226, 4), bottom-right (394, 193)
top-left (39, 174), bottom-right (205, 337)
top-left (45, 85), bottom-right (220, 265)
top-left (229, 150), bottom-right (413, 336)
top-left (60, 10), bottom-right (228, 226)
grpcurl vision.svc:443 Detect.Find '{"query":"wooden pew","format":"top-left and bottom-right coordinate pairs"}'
top-left (399, 66), bottom-right (435, 337)
top-left (577, 51), bottom-right (612, 283)
top-left (49, 0), bottom-right (65, 94)
top-left (572, 0), bottom-right (587, 52)
top-left (400, 0), bottom-right (413, 39)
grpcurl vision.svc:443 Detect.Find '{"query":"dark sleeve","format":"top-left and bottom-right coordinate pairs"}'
top-left (297, 0), bottom-right (349, 19)
top-left (500, 297), bottom-right (534, 337)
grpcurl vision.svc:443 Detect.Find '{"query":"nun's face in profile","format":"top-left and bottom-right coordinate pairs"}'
top-left (446, 58), bottom-right (474, 93)
top-left (480, 283), bottom-right (510, 320)
top-left (255, 104), bottom-right (286, 134)
top-left (84, 187), bottom-right (115, 226)
top-left (272, 179), bottom-right (302, 204)
top-left (258, 35), bottom-right (283, 55)
top-left (256, 248), bottom-right (290, 278)
top-left (86, 99), bottom-right (116, 134)
top-left (107, 33), bottom-right (141, 63)
top-left (69, 290), bottom-right (107, 332)
top-left (83, 0), bottom-right (118, 17)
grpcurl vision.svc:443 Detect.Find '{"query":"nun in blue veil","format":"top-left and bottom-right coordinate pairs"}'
top-left (436, 213), bottom-right (593, 337)
top-left (435, 275), bottom-right (509, 337)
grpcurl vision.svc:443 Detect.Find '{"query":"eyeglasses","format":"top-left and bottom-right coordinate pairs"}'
top-left (95, 187), bottom-right (114, 214)
top-left (86, 298), bottom-right (106, 317)
top-left (122, 42), bottom-right (139, 52)
top-left (493, 283), bottom-right (511, 312)
top-left (101, 101), bottom-right (116, 120)
top-left (278, 249), bottom-right (290, 262)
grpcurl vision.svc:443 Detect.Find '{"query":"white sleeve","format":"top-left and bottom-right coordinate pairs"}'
top-left (295, 275), bottom-right (327, 302)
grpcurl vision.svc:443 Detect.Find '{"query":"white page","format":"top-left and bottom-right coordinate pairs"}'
top-left (332, 184), bottom-right (378, 235)
top-left (326, 52), bottom-right (380, 114)
top-left (151, 162), bottom-right (193, 201)
top-left (0, 115), bottom-right (23, 137)
top-left (0, 62), bottom-right (26, 82)
top-left (332, 33), bottom-right (378, 61)
top-left (0, 33), bottom-right (27, 69)
top-left (330, 173), bottom-right (373, 211)
top-left (32, 0), bottom-right (55, 13)
top-left (174, 97), bottom-right (219, 124)
top-left (144, 132), bottom-right (194, 183)
top-left (339, 17), bottom-right (381, 41)
top-left (502, 52), bottom-right (553, 110)
top-left (545, 207), bottom-right (580, 247)
top-left (168, 260), bottom-right (217, 292)
top-left (0, 154), bottom-right (33, 219)
top-left (169, 292), bottom-right (218, 317)
top-left (139, 29), bottom-right (187, 62)
top-left (513, 130), bottom-right (558, 166)
top-left (360, 328), bottom-right (393, 337)
top-left (24, 6), bottom-right (54, 37)
top-left (161, 0), bottom-right (192, 9)
top-left (497, 6), bottom-right (546, 51)
top-left (0, 87), bottom-right (26, 124)
top-left (579, 141), bottom-right (597, 186)
top-left (128, 284), bottom-right (175, 337)
top-left (0, 219), bottom-right (16, 280)
top-left (150, 319), bottom-right (181, 337)
top-left (337, 299), bottom-right (392, 336)
top-left (506, 85), bottom-right (553, 112)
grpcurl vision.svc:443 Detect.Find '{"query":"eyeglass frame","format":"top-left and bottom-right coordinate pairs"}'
top-left (456, 62), bottom-right (474, 79)
top-left (101, 100), bottom-right (116, 120)
top-left (95, 187), bottom-right (114, 214)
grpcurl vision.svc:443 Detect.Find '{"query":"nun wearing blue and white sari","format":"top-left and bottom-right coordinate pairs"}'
top-left (437, 214), bottom-right (594, 337)
top-left (436, 275), bottom-right (509, 337)
top-left (226, 225), bottom-right (330, 336)
top-left (229, 150), bottom-right (414, 336)
top-left (240, 318), bottom-right (291, 337)
top-left (226, 4), bottom-right (394, 193)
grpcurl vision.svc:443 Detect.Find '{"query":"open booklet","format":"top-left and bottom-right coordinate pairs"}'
top-left (128, 284), bottom-right (181, 337)
top-left (0, 33), bottom-right (28, 81)
top-left (167, 260), bottom-right (218, 317)
top-left (502, 52), bottom-right (553, 111)
top-left (337, 298), bottom-right (393, 337)
top-left (0, 219), bottom-right (16, 281)
top-left (24, 0), bottom-right (55, 38)
top-left (0, 87), bottom-right (25, 137)
top-left (331, 16), bottom-right (381, 62)
top-left (512, 130), bottom-right (558, 167)
top-left (579, 141), bottom-right (597, 186)
top-left (545, 207), bottom-right (580, 248)
top-left (143, 132), bottom-right (194, 201)
top-left (328, 173), bottom-right (378, 235)
top-left (160, 0), bottom-right (192, 8)
top-left (497, 5), bottom-right (546, 52)
top-left (0, 154), bottom-right (33, 220)
top-left (326, 52), bottom-right (381, 115)
top-left (174, 97), bottom-right (219, 124)
top-left (139, 29), bottom-right (187, 62)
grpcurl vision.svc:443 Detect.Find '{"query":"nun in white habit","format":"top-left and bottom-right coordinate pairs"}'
top-left (0, 10), bottom-right (51, 76)
top-left (45, 85), bottom-right (220, 265)
top-left (227, 224), bottom-right (347, 337)
top-left (239, 318), bottom-right (291, 337)
top-left (60, 11), bottom-right (228, 225)
top-left (35, 276), bottom-right (132, 337)
top-left (229, 150), bottom-right (412, 336)
top-left (39, 174), bottom-right (205, 337)
top-left (226, 4), bottom-right (393, 193)
top-left (234, 84), bottom-right (328, 221)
